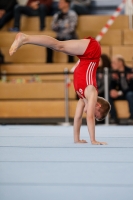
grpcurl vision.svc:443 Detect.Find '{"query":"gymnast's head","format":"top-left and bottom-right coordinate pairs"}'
top-left (95, 97), bottom-right (111, 121)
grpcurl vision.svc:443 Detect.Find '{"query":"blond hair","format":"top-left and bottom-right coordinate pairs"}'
top-left (96, 97), bottom-right (111, 121)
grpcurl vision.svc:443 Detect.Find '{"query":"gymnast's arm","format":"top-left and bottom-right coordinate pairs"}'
top-left (74, 99), bottom-right (87, 143)
top-left (85, 86), bottom-right (107, 145)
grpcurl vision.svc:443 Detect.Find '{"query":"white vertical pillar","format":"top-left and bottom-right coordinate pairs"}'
top-left (104, 67), bottom-right (109, 125)
top-left (125, 0), bottom-right (133, 29)
top-left (64, 68), bottom-right (70, 125)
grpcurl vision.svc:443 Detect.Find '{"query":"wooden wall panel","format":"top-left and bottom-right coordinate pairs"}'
top-left (77, 15), bottom-right (128, 32)
top-left (20, 16), bottom-right (53, 31)
top-left (1, 15), bottom-right (129, 32)
top-left (77, 16), bottom-right (110, 32)
top-left (0, 82), bottom-right (76, 99)
top-left (0, 100), bottom-right (87, 118)
top-left (0, 101), bottom-right (65, 118)
top-left (110, 15), bottom-right (129, 30)
top-left (77, 30), bottom-right (122, 45)
top-left (1, 63), bottom-right (74, 81)
top-left (101, 46), bottom-right (111, 57)
top-left (1, 46), bottom-right (45, 63)
top-left (100, 30), bottom-right (122, 45)
top-left (112, 46), bottom-right (133, 61)
top-left (123, 30), bottom-right (133, 45)
top-left (114, 100), bottom-right (130, 118)
top-left (1, 63), bottom-right (74, 73)
top-left (0, 99), bottom-right (130, 119)
top-left (69, 101), bottom-right (86, 118)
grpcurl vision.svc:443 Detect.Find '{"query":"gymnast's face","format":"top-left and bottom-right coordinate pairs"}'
top-left (94, 103), bottom-right (102, 120)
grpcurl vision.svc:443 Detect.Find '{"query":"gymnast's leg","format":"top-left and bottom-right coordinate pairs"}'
top-left (9, 32), bottom-right (89, 56)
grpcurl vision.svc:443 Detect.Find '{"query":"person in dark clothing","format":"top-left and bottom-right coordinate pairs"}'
top-left (97, 54), bottom-right (111, 98)
top-left (46, 0), bottom-right (78, 63)
top-left (0, 0), bottom-right (17, 29)
top-left (96, 54), bottom-right (111, 124)
top-left (70, 0), bottom-right (91, 15)
top-left (109, 55), bottom-right (133, 123)
top-left (9, 0), bottom-right (52, 31)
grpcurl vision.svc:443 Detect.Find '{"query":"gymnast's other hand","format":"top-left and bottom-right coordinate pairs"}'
top-left (75, 139), bottom-right (88, 143)
top-left (91, 140), bottom-right (107, 145)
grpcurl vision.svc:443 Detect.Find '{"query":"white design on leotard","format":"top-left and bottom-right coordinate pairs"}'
top-left (86, 62), bottom-right (96, 86)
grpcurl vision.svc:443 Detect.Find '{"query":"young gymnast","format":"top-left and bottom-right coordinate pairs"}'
top-left (9, 33), bottom-right (111, 145)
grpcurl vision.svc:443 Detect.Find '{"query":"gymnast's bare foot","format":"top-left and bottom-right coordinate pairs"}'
top-left (9, 32), bottom-right (27, 56)
top-left (91, 140), bottom-right (107, 145)
top-left (75, 139), bottom-right (88, 143)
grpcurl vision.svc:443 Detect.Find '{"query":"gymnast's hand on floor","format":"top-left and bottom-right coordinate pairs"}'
top-left (75, 139), bottom-right (88, 143)
top-left (91, 140), bottom-right (107, 145)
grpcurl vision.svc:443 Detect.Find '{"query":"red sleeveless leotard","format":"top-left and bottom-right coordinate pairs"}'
top-left (73, 37), bottom-right (101, 98)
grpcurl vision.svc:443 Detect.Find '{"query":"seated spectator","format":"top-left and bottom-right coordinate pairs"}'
top-left (0, 0), bottom-right (17, 29)
top-left (51, 0), bottom-right (59, 15)
top-left (109, 55), bottom-right (133, 124)
top-left (70, 0), bottom-right (91, 15)
top-left (46, 0), bottom-right (78, 63)
top-left (97, 54), bottom-right (111, 98)
top-left (9, 0), bottom-right (52, 32)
